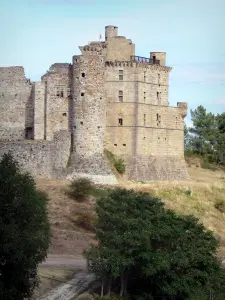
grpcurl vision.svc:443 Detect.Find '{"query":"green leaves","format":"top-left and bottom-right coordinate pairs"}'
top-left (0, 153), bottom-right (51, 300)
top-left (85, 188), bottom-right (224, 299)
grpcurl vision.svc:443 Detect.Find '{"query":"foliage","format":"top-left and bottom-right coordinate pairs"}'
top-left (0, 153), bottom-right (51, 300)
top-left (85, 188), bottom-right (224, 300)
top-left (68, 178), bottom-right (93, 201)
top-left (104, 150), bottom-right (126, 175)
top-left (73, 211), bottom-right (94, 231)
top-left (185, 105), bottom-right (225, 167)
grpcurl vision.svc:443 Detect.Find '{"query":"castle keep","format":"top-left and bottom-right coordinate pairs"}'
top-left (0, 25), bottom-right (189, 183)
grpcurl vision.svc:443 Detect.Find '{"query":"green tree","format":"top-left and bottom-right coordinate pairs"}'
top-left (85, 188), bottom-right (224, 299)
top-left (0, 153), bottom-right (51, 300)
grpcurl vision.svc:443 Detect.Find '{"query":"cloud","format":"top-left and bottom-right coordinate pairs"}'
top-left (217, 99), bottom-right (225, 104)
top-left (170, 63), bottom-right (225, 85)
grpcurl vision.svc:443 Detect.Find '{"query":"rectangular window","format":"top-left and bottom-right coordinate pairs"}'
top-left (119, 90), bottom-right (123, 102)
top-left (118, 118), bottom-right (123, 126)
top-left (56, 86), bottom-right (64, 98)
top-left (119, 70), bottom-right (123, 81)
top-left (144, 71), bottom-right (146, 82)
top-left (144, 92), bottom-right (146, 102)
top-left (144, 114), bottom-right (146, 126)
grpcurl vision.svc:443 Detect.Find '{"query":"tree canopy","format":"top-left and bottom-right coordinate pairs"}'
top-left (185, 105), bottom-right (225, 165)
top-left (84, 188), bottom-right (224, 299)
top-left (0, 153), bottom-right (51, 300)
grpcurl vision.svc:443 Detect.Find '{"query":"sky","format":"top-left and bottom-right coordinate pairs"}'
top-left (0, 0), bottom-right (225, 125)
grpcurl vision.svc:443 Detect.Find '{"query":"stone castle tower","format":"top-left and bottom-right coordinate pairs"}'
top-left (0, 25), bottom-right (189, 183)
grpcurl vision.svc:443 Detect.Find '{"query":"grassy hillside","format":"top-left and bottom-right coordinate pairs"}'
top-left (36, 156), bottom-right (225, 258)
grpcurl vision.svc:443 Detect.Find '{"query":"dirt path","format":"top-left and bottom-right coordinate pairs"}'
top-left (38, 255), bottom-right (94, 300)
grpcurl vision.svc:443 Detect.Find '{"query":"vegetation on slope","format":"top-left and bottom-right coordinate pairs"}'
top-left (0, 153), bottom-right (51, 300)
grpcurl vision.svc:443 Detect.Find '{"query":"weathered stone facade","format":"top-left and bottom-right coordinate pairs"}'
top-left (0, 25), bottom-right (188, 182)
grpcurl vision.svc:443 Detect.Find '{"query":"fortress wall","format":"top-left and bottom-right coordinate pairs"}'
top-left (33, 82), bottom-right (45, 139)
top-left (0, 130), bottom-right (70, 179)
top-left (0, 67), bottom-right (32, 140)
top-left (105, 63), bottom-right (170, 108)
top-left (41, 63), bottom-right (73, 141)
top-left (105, 37), bottom-right (135, 61)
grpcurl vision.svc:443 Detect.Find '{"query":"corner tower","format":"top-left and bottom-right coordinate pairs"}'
top-left (68, 51), bottom-right (117, 184)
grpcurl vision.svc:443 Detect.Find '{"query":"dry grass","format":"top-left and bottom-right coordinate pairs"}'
top-left (35, 160), bottom-right (225, 257)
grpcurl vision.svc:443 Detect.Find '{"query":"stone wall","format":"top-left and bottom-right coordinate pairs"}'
top-left (0, 67), bottom-right (32, 140)
top-left (41, 63), bottom-right (73, 141)
top-left (69, 53), bottom-right (117, 184)
top-left (0, 130), bottom-right (71, 179)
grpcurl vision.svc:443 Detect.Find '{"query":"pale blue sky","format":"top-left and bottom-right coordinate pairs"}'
top-left (0, 0), bottom-right (225, 124)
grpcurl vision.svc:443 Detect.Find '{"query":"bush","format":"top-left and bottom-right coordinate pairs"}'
top-left (73, 211), bottom-right (94, 231)
top-left (214, 199), bottom-right (225, 213)
top-left (68, 178), bottom-right (93, 201)
top-left (104, 149), bottom-right (126, 175)
top-left (114, 158), bottom-right (125, 174)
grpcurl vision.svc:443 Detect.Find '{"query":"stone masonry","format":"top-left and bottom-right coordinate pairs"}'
top-left (0, 25), bottom-right (189, 183)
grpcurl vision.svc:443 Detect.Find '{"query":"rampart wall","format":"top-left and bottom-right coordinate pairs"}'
top-left (0, 130), bottom-right (71, 179)
top-left (0, 67), bottom-right (32, 140)
top-left (41, 63), bottom-right (73, 140)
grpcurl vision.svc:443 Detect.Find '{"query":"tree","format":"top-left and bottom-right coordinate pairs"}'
top-left (85, 188), bottom-right (224, 299)
top-left (0, 153), bottom-right (51, 300)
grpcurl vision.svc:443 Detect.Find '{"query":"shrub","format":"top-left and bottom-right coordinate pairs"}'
top-left (104, 149), bottom-right (126, 175)
top-left (68, 178), bottom-right (93, 201)
top-left (73, 211), bottom-right (94, 231)
top-left (114, 158), bottom-right (125, 174)
top-left (214, 199), bottom-right (225, 213)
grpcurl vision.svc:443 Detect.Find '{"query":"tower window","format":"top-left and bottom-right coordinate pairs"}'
top-left (144, 92), bottom-right (146, 101)
top-left (118, 118), bottom-right (123, 126)
top-left (81, 72), bottom-right (85, 77)
top-left (119, 70), bottom-right (123, 81)
top-left (62, 113), bottom-right (67, 116)
top-left (157, 92), bottom-right (159, 99)
top-left (81, 92), bottom-right (85, 96)
top-left (144, 71), bottom-right (146, 82)
top-left (144, 114), bottom-right (146, 126)
top-left (119, 90), bottom-right (123, 102)
top-left (56, 86), bottom-right (64, 98)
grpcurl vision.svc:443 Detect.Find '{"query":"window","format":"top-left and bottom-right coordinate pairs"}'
top-left (80, 121), bottom-right (83, 125)
top-left (81, 72), bottom-right (85, 78)
top-left (144, 114), bottom-right (146, 126)
top-left (144, 92), bottom-right (146, 102)
top-left (119, 70), bottom-right (123, 81)
top-left (81, 92), bottom-right (85, 96)
top-left (157, 92), bottom-right (159, 99)
top-left (62, 113), bottom-right (67, 116)
top-left (118, 118), bottom-right (123, 126)
top-left (144, 71), bottom-right (146, 82)
top-left (119, 90), bottom-right (123, 102)
top-left (123, 144), bottom-right (126, 147)
top-left (56, 86), bottom-right (64, 98)
top-left (114, 144), bottom-right (117, 147)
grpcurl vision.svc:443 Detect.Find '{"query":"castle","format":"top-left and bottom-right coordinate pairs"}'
top-left (0, 25), bottom-right (189, 183)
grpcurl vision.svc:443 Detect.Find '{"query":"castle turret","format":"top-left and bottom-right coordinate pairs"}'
top-left (105, 25), bottom-right (118, 41)
top-left (150, 52), bottom-right (166, 66)
top-left (68, 53), bottom-right (117, 184)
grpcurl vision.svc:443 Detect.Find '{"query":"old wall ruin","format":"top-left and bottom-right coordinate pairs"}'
top-left (0, 130), bottom-right (70, 179)
top-left (0, 67), bottom-right (32, 141)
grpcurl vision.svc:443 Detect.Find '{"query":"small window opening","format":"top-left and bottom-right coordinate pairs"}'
top-left (156, 113), bottom-right (159, 121)
top-left (144, 71), bottom-right (146, 82)
top-left (80, 121), bottom-right (83, 125)
top-left (98, 126), bottom-right (100, 129)
top-left (114, 143), bottom-right (117, 147)
top-left (144, 114), bottom-right (146, 126)
top-left (143, 137), bottom-right (145, 140)
top-left (157, 92), bottom-right (159, 99)
top-left (62, 113), bottom-right (67, 116)
top-left (81, 92), bottom-right (85, 96)
top-left (119, 70), bottom-right (123, 81)
top-left (158, 137), bottom-right (160, 140)
top-left (118, 118), bottom-right (123, 126)
top-left (119, 90), bottom-right (123, 102)
top-left (81, 72), bottom-right (85, 78)
top-left (123, 144), bottom-right (126, 147)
